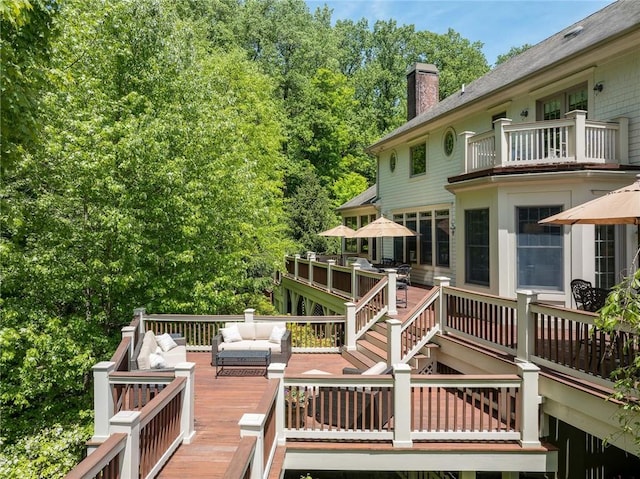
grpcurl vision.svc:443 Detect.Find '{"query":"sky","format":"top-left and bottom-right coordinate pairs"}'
top-left (304, 0), bottom-right (615, 65)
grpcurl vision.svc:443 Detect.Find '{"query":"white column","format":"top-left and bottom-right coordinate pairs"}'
top-left (517, 361), bottom-right (542, 448)
top-left (566, 109), bottom-right (586, 160)
top-left (244, 308), bottom-right (255, 323)
top-left (239, 413), bottom-right (266, 479)
top-left (351, 264), bottom-right (361, 300)
top-left (344, 302), bottom-right (357, 351)
top-left (326, 259), bottom-right (335, 293)
top-left (91, 361), bottom-right (116, 446)
top-left (393, 363), bottom-right (413, 448)
top-left (175, 362), bottom-right (196, 444)
top-left (386, 319), bottom-right (402, 365)
top-left (516, 290), bottom-right (537, 361)
top-left (386, 270), bottom-right (398, 316)
top-left (613, 116), bottom-right (629, 164)
top-left (460, 130), bottom-right (476, 173)
top-left (134, 307), bottom-right (146, 336)
top-left (434, 276), bottom-right (450, 333)
top-left (110, 411), bottom-right (141, 479)
top-left (494, 117), bottom-right (512, 167)
top-left (268, 363), bottom-right (287, 445)
top-left (121, 326), bottom-right (137, 367)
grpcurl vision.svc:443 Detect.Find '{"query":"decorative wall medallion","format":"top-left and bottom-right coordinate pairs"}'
top-left (444, 128), bottom-right (455, 156)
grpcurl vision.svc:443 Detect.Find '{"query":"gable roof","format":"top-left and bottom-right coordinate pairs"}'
top-left (369, 0), bottom-right (640, 152)
top-left (337, 184), bottom-right (377, 211)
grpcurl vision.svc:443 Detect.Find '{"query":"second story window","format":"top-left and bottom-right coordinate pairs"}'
top-left (410, 143), bottom-right (426, 176)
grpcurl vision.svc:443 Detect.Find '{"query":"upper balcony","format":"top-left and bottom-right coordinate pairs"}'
top-left (462, 111), bottom-right (629, 174)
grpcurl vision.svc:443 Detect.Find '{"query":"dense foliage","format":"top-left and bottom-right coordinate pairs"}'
top-left (0, 0), bottom-right (495, 475)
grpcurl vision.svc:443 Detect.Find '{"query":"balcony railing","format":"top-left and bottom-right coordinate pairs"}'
top-left (464, 111), bottom-right (628, 173)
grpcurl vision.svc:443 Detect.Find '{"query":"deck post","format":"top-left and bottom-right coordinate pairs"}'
top-left (90, 361), bottom-right (116, 448)
top-left (434, 277), bottom-right (451, 333)
top-left (345, 302), bottom-right (357, 351)
top-left (121, 326), bottom-right (136, 367)
top-left (175, 362), bottom-right (196, 444)
top-left (386, 270), bottom-right (398, 316)
top-left (494, 117), bottom-right (512, 166)
top-left (134, 307), bottom-right (146, 336)
top-left (268, 363), bottom-right (287, 445)
top-left (327, 259), bottom-right (335, 293)
top-left (351, 264), bottom-right (361, 300)
top-left (307, 253), bottom-right (314, 285)
top-left (239, 413), bottom-right (266, 479)
top-left (109, 411), bottom-right (141, 479)
top-left (460, 130), bottom-right (476, 173)
top-left (294, 254), bottom-right (301, 280)
top-left (566, 110), bottom-right (586, 160)
top-left (244, 308), bottom-right (255, 323)
top-left (386, 319), bottom-right (402, 365)
top-left (516, 290), bottom-right (537, 361)
top-left (392, 364), bottom-right (413, 448)
top-left (613, 116), bottom-right (629, 163)
top-left (517, 361), bottom-right (542, 448)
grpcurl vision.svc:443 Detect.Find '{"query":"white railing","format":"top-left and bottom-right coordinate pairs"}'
top-left (465, 111), bottom-right (627, 173)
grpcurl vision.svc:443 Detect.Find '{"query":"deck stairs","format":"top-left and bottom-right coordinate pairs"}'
top-left (342, 317), bottom-right (439, 372)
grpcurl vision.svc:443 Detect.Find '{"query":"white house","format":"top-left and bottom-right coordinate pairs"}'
top-left (341, 0), bottom-right (640, 306)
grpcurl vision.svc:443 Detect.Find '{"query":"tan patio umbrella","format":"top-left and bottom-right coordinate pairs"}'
top-left (318, 224), bottom-right (356, 263)
top-left (539, 175), bottom-right (640, 226)
top-left (353, 216), bottom-right (417, 259)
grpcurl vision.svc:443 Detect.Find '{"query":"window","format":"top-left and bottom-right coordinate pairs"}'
top-left (516, 206), bottom-right (563, 290)
top-left (392, 209), bottom-right (450, 267)
top-left (537, 83), bottom-right (587, 120)
top-left (406, 213), bottom-right (417, 263)
top-left (443, 128), bottom-right (455, 156)
top-left (393, 214), bottom-right (404, 262)
top-left (344, 216), bottom-right (357, 252)
top-left (389, 151), bottom-right (397, 172)
top-left (435, 210), bottom-right (450, 267)
top-left (410, 143), bottom-right (426, 176)
top-left (465, 209), bottom-right (489, 286)
top-left (419, 212), bottom-right (433, 264)
top-left (360, 215), bottom-right (370, 253)
top-left (595, 225), bottom-right (616, 289)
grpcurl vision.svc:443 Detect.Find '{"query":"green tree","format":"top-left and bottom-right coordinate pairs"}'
top-left (495, 43), bottom-right (533, 66)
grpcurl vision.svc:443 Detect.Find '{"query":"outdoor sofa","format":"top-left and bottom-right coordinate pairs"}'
top-left (211, 321), bottom-right (292, 365)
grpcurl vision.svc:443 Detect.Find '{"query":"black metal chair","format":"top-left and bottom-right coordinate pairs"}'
top-left (571, 279), bottom-right (593, 310)
top-left (396, 279), bottom-right (408, 308)
top-left (396, 264), bottom-right (411, 286)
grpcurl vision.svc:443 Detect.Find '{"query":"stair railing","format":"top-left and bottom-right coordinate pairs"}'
top-left (399, 287), bottom-right (440, 363)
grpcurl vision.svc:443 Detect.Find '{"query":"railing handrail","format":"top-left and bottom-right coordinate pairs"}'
top-left (400, 287), bottom-right (439, 334)
top-left (138, 376), bottom-right (186, 428)
top-left (444, 285), bottom-right (517, 309)
top-left (64, 433), bottom-right (127, 479)
top-left (355, 276), bottom-right (389, 314)
top-left (222, 436), bottom-right (257, 479)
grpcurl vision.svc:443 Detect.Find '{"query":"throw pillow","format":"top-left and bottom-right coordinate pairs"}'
top-left (221, 324), bottom-right (243, 343)
top-left (149, 352), bottom-right (167, 369)
top-left (156, 333), bottom-right (178, 352)
top-left (269, 325), bottom-right (287, 344)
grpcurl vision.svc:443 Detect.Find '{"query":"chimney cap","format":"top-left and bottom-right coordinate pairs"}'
top-left (407, 63), bottom-right (438, 75)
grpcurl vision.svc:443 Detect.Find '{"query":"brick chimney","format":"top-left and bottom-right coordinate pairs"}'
top-left (407, 63), bottom-right (439, 121)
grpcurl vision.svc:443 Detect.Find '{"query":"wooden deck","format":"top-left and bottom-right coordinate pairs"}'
top-left (157, 286), bottom-right (430, 478)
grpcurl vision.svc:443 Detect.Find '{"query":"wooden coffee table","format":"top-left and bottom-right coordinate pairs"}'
top-left (214, 350), bottom-right (271, 378)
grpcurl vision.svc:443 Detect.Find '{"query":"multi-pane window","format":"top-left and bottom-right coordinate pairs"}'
top-left (516, 206), bottom-right (563, 290)
top-left (389, 210), bottom-right (450, 267)
top-left (344, 216), bottom-right (357, 252)
top-left (568, 88), bottom-right (588, 111)
top-left (465, 209), bottom-right (489, 286)
top-left (406, 213), bottom-right (417, 262)
top-left (435, 210), bottom-right (450, 267)
top-left (595, 225), bottom-right (616, 289)
top-left (393, 214), bottom-right (404, 261)
top-left (538, 83), bottom-right (588, 120)
top-left (360, 215), bottom-right (370, 253)
top-left (419, 212), bottom-right (433, 264)
top-left (410, 143), bottom-right (426, 176)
